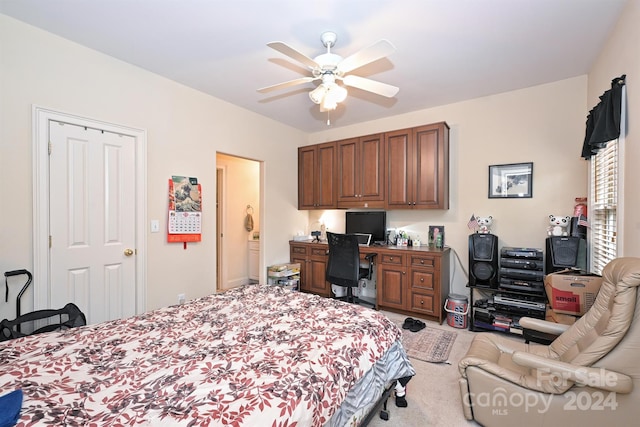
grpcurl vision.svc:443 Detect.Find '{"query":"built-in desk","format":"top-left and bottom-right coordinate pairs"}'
top-left (289, 241), bottom-right (451, 324)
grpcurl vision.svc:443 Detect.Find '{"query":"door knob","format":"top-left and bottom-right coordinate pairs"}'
top-left (124, 248), bottom-right (134, 256)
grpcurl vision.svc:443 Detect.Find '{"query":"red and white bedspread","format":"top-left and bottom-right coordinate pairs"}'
top-left (0, 285), bottom-right (414, 426)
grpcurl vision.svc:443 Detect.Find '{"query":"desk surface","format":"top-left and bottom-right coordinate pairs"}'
top-left (290, 240), bottom-right (450, 254)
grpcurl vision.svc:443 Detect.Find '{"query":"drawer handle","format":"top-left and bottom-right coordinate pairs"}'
top-left (420, 300), bottom-right (424, 305)
top-left (420, 277), bottom-right (424, 282)
top-left (420, 259), bottom-right (424, 264)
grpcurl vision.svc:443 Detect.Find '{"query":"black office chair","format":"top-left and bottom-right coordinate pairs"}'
top-left (326, 232), bottom-right (376, 308)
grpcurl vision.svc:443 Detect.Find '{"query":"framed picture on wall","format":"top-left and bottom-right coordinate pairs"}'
top-left (488, 162), bottom-right (533, 198)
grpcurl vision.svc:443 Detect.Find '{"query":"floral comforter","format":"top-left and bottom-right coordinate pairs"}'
top-left (0, 285), bottom-right (413, 426)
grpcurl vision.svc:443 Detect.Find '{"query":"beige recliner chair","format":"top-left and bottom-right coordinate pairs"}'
top-left (458, 257), bottom-right (640, 426)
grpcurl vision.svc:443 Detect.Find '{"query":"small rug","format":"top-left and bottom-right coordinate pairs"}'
top-left (395, 322), bottom-right (458, 363)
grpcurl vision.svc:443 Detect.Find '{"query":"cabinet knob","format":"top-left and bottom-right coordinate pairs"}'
top-left (420, 260), bottom-right (424, 264)
top-left (420, 277), bottom-right (424, 282)
top-left (420, 300), bottom-right (424, 305)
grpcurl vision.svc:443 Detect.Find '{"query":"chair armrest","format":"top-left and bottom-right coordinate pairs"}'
top-left (364, 253), bottom-right (377, 262)
top-left (512, 351), bottom-right (633, 393)
top-left (519, 317), bottom-right (571, 336)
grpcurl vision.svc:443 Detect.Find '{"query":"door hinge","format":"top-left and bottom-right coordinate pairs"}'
top-left (49, 235), bottom-right (52, 248)
top-left (48, 141), bottom-right (52, 155)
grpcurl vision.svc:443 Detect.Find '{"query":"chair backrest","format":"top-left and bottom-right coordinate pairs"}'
top-left (326, 232), bottom-right (360, 288)
top-left (549, 257), bottom-right (640, 367)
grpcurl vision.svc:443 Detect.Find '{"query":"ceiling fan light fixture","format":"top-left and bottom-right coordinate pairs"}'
top-left (321, 97), bottom-right (338, 111)
top-left (327, 84), bottom-right (348, 103)
top-left (309, 85), bottom-right (327, 104)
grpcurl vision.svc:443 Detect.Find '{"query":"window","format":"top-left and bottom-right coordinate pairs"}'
top-left (589, 139), bottom-right (619, 274)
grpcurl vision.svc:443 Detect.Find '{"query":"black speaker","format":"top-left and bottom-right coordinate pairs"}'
top-left (469, 234), bottom-right (499, 288)
top-left (545, 236), bottom-right (587, 274)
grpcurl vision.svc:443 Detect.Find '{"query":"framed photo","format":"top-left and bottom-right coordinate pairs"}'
top-left (488, 162), bottom-right (533, 198)
top-left (428, 225), bottom-right (445, 247)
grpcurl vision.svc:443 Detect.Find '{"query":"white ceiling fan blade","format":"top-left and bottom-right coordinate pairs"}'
top-left (257, 77), bottom-right (316, 93)
top-left (267, 41), bottom-right (320, 69)
top-left (342, 75), bottom-right (399, 98)
top-left (338, 39), bottom-right (396, 73)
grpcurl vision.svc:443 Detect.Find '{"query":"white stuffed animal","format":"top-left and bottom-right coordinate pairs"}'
top-left (476, 216), bottom-right (493, 234)
top-left (548, 215), bottom-right (571, 236)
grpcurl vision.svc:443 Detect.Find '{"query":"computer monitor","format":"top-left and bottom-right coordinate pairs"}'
top-left (345, 211), bottom-right (387, 244)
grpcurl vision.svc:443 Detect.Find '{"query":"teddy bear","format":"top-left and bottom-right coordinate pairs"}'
top-left (476, 216), bottom-right (493, 234)
top-left (548, 215), bottom-right (571, 236)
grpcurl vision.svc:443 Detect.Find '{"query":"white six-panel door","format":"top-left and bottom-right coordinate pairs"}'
top-left (48, 120), bottom-right (137, 324)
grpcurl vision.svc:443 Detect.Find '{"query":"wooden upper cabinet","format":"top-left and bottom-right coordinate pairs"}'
top-left (298, 142), bottom-right (337, 210)
top-left (298, 121), bottom-right (448, 211)
top-left (336, 134), bottom-right (385, 208)
top-left (385, 122), bottom-right (449, 209)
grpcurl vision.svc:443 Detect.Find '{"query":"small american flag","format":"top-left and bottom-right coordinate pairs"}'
top-left (467, 214), bottom-right (479, 230)
top-left (578, 214), bottom-right (591, 228)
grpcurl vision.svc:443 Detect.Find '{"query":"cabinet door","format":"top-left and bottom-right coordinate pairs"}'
top-left (359, 133), bottom-right (385, 205)
top-left (413, 123), bottom-right (449, 209)
top-left (308, 258), bottom-right (329, 296)
top-left (378, 264), bottom-right (407, 310)
top-left (290, 244), bottom-right (309, 292)
top-left (337, 134), bottom-right (384, 208)
top-left (316, 142), bottom-right (337, 209)
top-left (336, 137), bottom-right (360, 205)
top-left (385, 128), bottom-right (413, 209)
top-left (377, 252), bottom-right (407, 310)
top-left (298, 143), bottom-right (336, 210)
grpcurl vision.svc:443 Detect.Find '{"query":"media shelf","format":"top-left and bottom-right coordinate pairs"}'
top-left (468, 285), bottom-right (547, 334)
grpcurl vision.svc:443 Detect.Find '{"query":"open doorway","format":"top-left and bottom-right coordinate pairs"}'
top-left (216, 153), bottom-right (261, 291)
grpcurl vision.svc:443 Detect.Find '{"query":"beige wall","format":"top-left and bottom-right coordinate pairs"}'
top-left (308, 77), bottom-right (589, 294)
top-left (0, 15), bottom-right (309, 320)
top-left (588, 0), bottom-right (639, 257)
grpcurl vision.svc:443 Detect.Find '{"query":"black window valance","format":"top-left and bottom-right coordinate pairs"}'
top-left (581, 75), bottom-right (626, 159)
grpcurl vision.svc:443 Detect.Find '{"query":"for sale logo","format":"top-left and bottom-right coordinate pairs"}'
top-left (462, 368), bottom-right (620, 415)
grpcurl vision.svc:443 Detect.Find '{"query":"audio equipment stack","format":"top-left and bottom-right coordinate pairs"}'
top-left (499, 247), bottom-right (545, 295)
top-left (469, 243), bottom-right (547, 333)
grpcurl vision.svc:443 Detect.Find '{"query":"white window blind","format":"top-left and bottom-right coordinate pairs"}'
top-left (590, 140), bottom-right (618, 274)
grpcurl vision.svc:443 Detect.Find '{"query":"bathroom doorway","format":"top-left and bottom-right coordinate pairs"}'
top-left (216, 153), bottom-right (261, 291)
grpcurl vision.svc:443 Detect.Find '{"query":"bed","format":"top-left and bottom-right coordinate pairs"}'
top-left (0, 284), bottom-right (415, 426)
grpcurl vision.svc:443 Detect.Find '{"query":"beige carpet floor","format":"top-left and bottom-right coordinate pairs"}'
top-left (369, 311), bottom-right (481, 427)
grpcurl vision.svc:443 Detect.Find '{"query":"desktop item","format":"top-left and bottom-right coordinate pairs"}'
top-left (353, 233), bottom-right (372, 246)
top-left (345, 211), bottom-right (387, 244)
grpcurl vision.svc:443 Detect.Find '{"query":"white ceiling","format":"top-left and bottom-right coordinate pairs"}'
top-left (0, 0), bottom-right (628, 133)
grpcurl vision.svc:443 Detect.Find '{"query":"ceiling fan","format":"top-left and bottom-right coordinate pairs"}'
top-left (257, 31), bottom-right (398, 115)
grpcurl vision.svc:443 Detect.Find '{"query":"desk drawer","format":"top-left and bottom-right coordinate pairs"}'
top-left (380, 252), bottom-right (405, 266)
top-left (311, 247), bottom-right (328, 258)
top-left (290, 245), bottom-right (308, 256)
top-left (410, 291), bottom-right (436, 316)
top-left (410, 269), bottom-right (435, 291)
top-left (410, 254), bottom-right (437, 269)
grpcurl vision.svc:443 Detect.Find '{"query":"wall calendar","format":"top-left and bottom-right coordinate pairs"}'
top-left (168, 176), bottom-right (202, 244)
